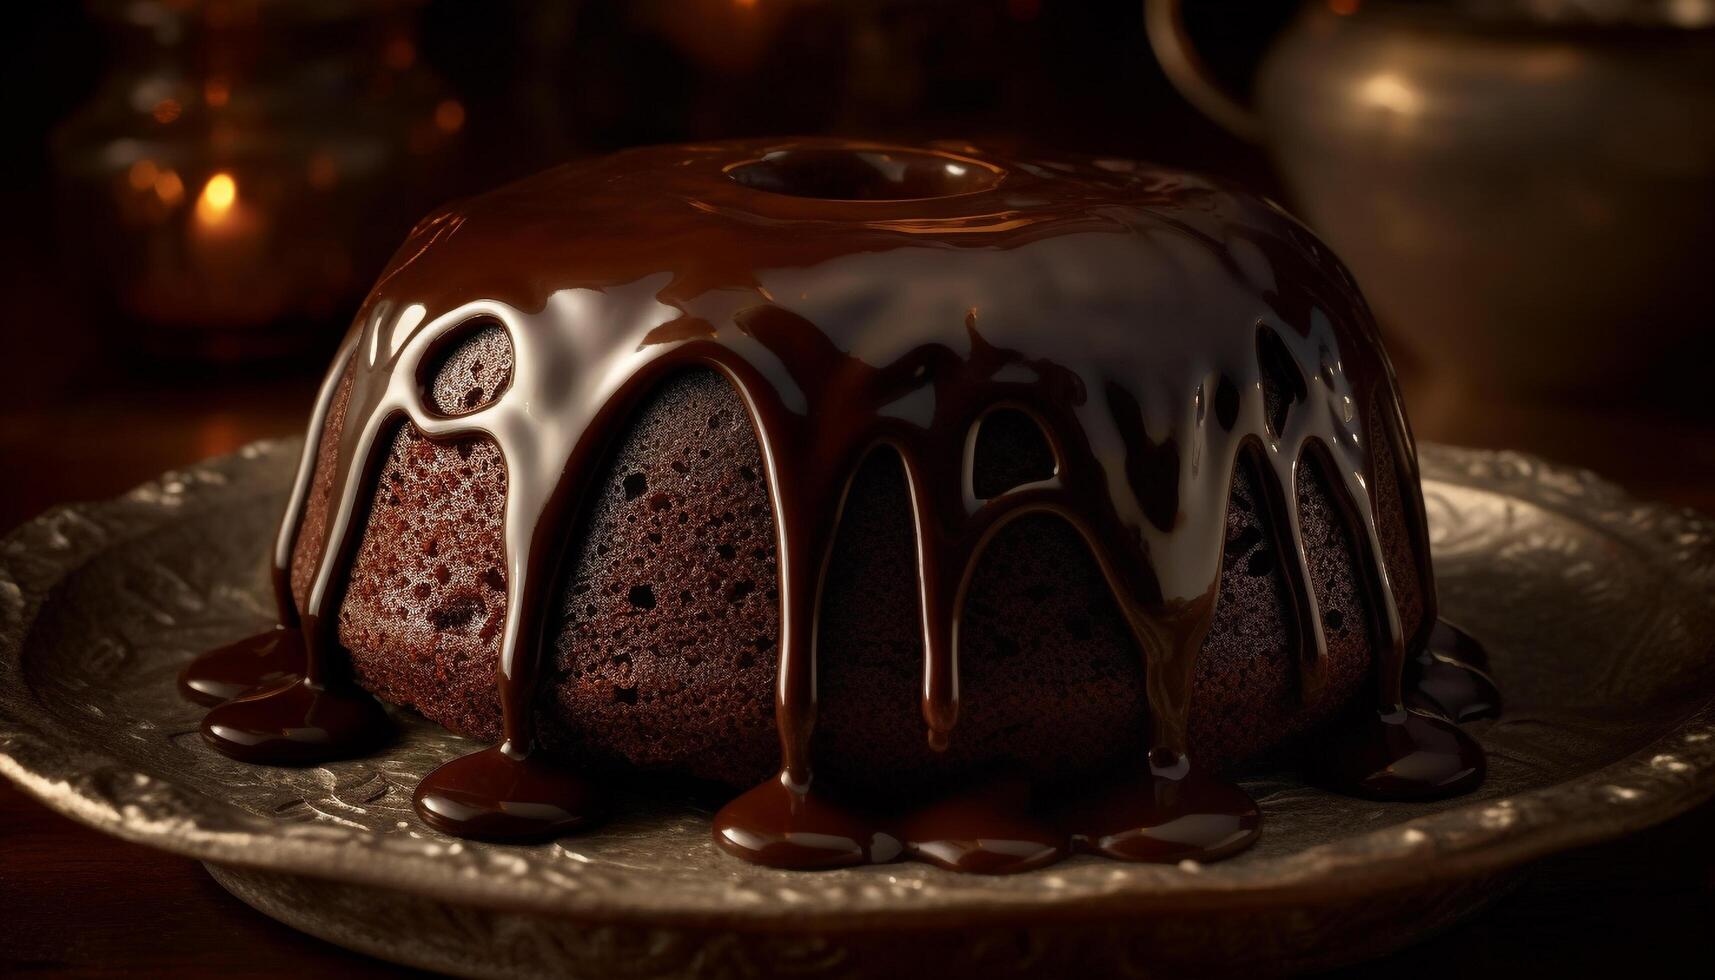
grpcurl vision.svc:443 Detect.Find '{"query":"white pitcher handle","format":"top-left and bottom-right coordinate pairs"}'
top-left (1144, 0), bottom-right (1268, 143)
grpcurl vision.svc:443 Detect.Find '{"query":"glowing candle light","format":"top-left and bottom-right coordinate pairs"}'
top-left (196, 172), bottom-right (238, 226)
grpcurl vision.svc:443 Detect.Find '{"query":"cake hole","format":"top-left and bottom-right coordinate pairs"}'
top-left (1224, 525), bottom-right (1262, 557)
top-left (1245, 549), bottom-right (1276, 577)
top-left (1257, 326), bottom-right (1307, 440)
top-left (622, 472), bottom-right (647, 500)
top-left (726, 147), bottom-right (1004, 201)
top-left (628, 584), bottom-right (657, 610)
top-left (428, 594), bottom-right (484, 631)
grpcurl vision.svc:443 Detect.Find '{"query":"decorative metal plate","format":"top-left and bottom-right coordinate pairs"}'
top-left (3, 441), bottom-right (1715, 978)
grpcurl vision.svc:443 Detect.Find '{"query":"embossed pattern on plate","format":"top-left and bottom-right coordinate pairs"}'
top-left (2, 442), bottom-right (1714, 946)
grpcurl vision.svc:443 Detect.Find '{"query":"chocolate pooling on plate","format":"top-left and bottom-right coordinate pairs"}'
top-left (181, 139), bottom-right (1495, 871)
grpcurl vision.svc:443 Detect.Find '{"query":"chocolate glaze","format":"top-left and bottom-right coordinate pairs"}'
top-left (1310, 706), bottom-right (1486, 801)
top-left (897, 779), bottom-right (1066, 874)
top-left (200, 671), bottom-right (389, 766)
top-left (1407, 619), bottom-right (1502, 723)
top-left (182, 138), bottom-right (1491, 868)
top-left (413, 744), bottom-right (601, 842)
top-left (178, 627), bottom-right (304, 707)
top-left (1053, 758), bottom-right (1260, 864)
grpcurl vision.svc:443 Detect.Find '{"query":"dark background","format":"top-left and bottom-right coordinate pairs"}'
top-left (3, 1), bottom-right (1712, 976)
top-left (0, 0), bottom-right (1297, 526)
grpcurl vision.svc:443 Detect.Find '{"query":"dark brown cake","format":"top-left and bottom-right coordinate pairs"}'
top-left (190, 138), bottom-right (1487, 873)
top-left (292, 336), bottom-right (1424, 793)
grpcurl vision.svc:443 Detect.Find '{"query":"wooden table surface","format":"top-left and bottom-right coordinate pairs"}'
top-left (3, 344), bottom-right (1713, 976)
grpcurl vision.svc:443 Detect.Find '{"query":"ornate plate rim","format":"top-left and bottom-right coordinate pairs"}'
top-left (3, 441), bottom-right (1714, 928)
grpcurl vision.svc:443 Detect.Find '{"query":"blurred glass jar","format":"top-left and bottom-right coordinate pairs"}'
top-left (53, 0), bottom-right (464, 363)
top-left (1149, 0), bottom-right (1715, 407)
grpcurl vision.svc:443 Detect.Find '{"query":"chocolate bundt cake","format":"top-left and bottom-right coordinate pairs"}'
top-left (184, 139), bottom-right (1497, 873)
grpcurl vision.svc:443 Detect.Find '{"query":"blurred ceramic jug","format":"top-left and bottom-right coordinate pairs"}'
top-left (1148, 0), bottom-right (1715, 405)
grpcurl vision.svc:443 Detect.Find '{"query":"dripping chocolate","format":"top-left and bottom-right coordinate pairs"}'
top-left (180, 139), bottom-right (1496, 873)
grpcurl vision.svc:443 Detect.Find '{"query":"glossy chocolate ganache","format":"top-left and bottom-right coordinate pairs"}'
top-left (181, 138), bottom-right (1498, 873)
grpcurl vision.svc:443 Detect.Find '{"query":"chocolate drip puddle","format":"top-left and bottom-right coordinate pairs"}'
top-left (181, 139), bottom-right (1494, 871)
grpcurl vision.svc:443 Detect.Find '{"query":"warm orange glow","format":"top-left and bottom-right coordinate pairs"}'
top-left (1329, 0), bottom-right (1360, 14)
top-left (196, 172), bottom-right (238, 224)
top-left (1359, 72), bottom-right (1421, 115)
top-left (128, 160), bottom-right (159, 192)
top-left (434, 99), bottom-right (466, 134)
top-left (307, 152), bottom-right (339, 190)
top-left (194, 414), bottom-right (245, 459)
top-left (383, 37), bottom-right (416, 70)
top-left (152, 99), bottom-right (182, 124)
top-left (734, 0), bottom-right (757, 8)
top-left (205, 78), bottom-right (230, 107)
top-left (154, 169), bottom-right (184, 206)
